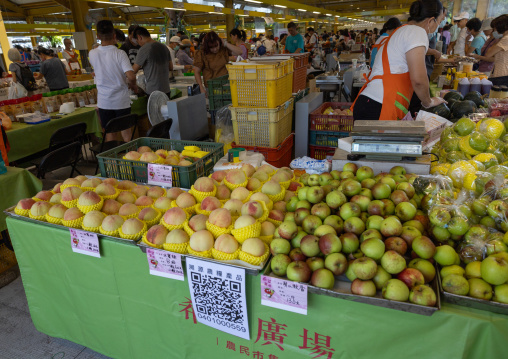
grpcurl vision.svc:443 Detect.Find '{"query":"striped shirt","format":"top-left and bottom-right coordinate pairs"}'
top-left (493, 36), bottom-right (508, 78)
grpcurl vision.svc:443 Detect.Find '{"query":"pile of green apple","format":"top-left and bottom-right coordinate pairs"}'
top-left (270, 163), bottom-right (438, 307)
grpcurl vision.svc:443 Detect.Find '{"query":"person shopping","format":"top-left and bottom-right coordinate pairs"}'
top-left (284, 22), bottom-right (304, 54)
top-left (8, 48), bottom-right (37, 94)
top-left (193, 31), bottom-right (243, 96)
top-left (176, 39), bottom-right (194, 68)
top-left (471, 18), bottom-right (497, 74)
top-left (229, 28), bottom-right (248, 60)
top-left (465, 18), bottom-right (487, 56)
top-left (352, 0), bottom-right (446, 121)
top-left (34, 48), bottom-right (69, 91)
top-left (370, 18), bottom-right (403, 67)
top-left (479, 15), bottom-right (508, 86)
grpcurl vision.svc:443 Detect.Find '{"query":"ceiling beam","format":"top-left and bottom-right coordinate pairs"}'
top-left (0, 0), bottom-right (26, 15)
top-left (27, 5), bottom-right (68, 16)
top-left (51, 0), bottom-right (71, 9)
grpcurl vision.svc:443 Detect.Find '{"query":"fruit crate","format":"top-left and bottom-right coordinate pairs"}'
top-left (231, 133), bottom-right (294, 168)
top-left (97, 138), bottom-right (224, 189)
top-left (437, 266), bottom-right (508, 315)
top-left (207, 74), bottom-right (231, 111)
top-left (309, 145), bottom-right (337, 160)
top-left (292, 66), bottom-right (307, 93)
top-left (310, 102), bottom-right (354, 132)
top-left (231, 98), bottom-right (294, 148)
top-left (309, 131), bottom-right (350, 147)
top-left (227, 59), bottom-right (294, 108)
top-left (267, 53), bottom-right (310, 69)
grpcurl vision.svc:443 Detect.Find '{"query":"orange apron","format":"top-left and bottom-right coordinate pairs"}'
top-left (64, 49), bottom-right (81, 69)
top-left (352, 26), bottom-right (414, 121)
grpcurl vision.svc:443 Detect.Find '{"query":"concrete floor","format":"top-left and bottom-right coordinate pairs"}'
top-left (0, 159), bottom-right (112, 359)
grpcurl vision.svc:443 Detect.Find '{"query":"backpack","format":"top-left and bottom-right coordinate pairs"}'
top-left (15, 63), bottom-right (37, 91)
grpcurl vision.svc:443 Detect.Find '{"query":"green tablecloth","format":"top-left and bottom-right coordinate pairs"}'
top-left (0, 168), bottom-right (42, 232)
top-left (7, 216), bottom-right (508, 359)
top-left (6, 108), bottom-right (101, 163)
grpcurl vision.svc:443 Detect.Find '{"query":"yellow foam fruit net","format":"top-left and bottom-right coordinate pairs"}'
top-left (171, 200), bottom-right (196, 216)
top-left (14, 207), bottom-right (30, 217)
top-left (183, 221), bottom-right (195, 237)
top-left (136, 204), bottom-right (152, 211)
top-left (208, 173), bottom-right (223, 185)
top-left (430, 163), bottom-right (450, 176)
top-left (77, 197), bottom-right (104, 214)
top-left (118, 221), bottom-right (147, 240)
top-left (61, 216), bottom-right (84, 228)
top-left (99, 226), bottom-right (120, 237)
top-left (96, 188), bottom-right (121, 200)
top-left (60, 184), bottom-right (80, 191)
top-left (45, 213), bottom-right (63, 225)
top-left (266, 187), bottom-right (286, 203)
top-left (141, 232), bottom-right (163, 249)
top-left (279, 178), bottom-right (291, 190)
top-left (29, 212), bottom-right (48, 222)
top-left (187, 246), bottom-right (213, 258)
top-left (206, 221), bottom-right (234, 238)
top-left (61, 199), bottom-right (78, 208)
top-left (255, 201), bottom-right (270, 223)
top-left (141, 210), bottom-right (162, 228)
top-left (479, 118), bottom-right (504, 140)
top-left (212, 247), bottom-right (241, 261)
top-left (189, 185), bottom-right (217, 203)
top-left (231, 221), bottom-right (261, 244)
top-left (241, 191), bottom-right (253, 203)
top-left (121, 209), bottom-right (140, 220)
top-left (163, 242), bottom-right (189, 254)
top-left (239, 243), bottom-right (270, 266)
top-left (31, 197), bottom-right (46, 202)
top-left (259, 235), bottom-right (274, 245)
top-left (266, 218), bottom-right (282, 227)
top-left (194, 203), bottom-right (214, 216)
top-left (160, 216), bottom-right (186, 231)
top-left (81, 224), bottom-right (101, 233)
top-left (224, 178), bottom-right (249, 191)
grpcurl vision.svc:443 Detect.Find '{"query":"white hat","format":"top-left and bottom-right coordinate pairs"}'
top-left (169, 36), bottom-right (181, 44)
top-left (480, 18), bottom-right (494, 31)
top-left (453, 12), bottom-right (470, 21)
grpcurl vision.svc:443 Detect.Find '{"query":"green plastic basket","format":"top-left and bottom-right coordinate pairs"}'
top-left (97, 138), bottom-right (224, 189)
top-left (207, 75), bottom-right (232, 111)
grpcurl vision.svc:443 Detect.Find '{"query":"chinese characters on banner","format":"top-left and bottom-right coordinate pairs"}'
top-left (146, 248), bottom-right (184, 280)
top-left (186, 257), bottom-right (250, 340)
top-left (147, 163), bottom-right (173, 187)
top-left (260, 275), bottom-right (308, 315)
top-left (69, 228), bottom-right (100, 258)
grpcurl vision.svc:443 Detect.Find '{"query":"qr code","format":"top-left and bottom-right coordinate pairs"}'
top-left (190, 272), bottom-right (244, 324)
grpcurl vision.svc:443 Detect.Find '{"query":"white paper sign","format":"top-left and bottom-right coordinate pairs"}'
top-left (70, 229), bottom-right (100, 258)
top-left (261, 275), bottom-right (308, 315)
top-left (147, 163), bottom-right (173, 187)
top-left (146, 248), bottom-right (184, 280)
top-left (186, 258), bottom-right (250, 340)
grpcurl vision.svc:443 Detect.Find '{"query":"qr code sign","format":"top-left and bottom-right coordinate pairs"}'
top-left (186, 258), bottom-right (250, 340)
top-left (191, 272), bottom-right (243, 323)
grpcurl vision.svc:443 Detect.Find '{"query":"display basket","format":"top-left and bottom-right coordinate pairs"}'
top-left (232, 134), bottom-right (294, 168)
top-left (231, 98), bottom-right (293, 148)
top-left (309, 145), bottom-right (337, 160)
top-left (267, 53), bottom-right (310, 69)
top-left (207, 74), bottom-right (232, 111)
top-left (309, 131), bottom-right (350, 147)
top-left (292, 67), bottom-right (307, 93)
top-left (97, 138), bottom-right (223, 189)
top-left (227, 59), bottom-right (293, 81)
top-left (310, 102), bottom-right (354, 132)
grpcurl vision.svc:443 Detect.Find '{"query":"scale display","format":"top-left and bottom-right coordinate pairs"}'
top-left (351, 141), bottom-right (422, 156)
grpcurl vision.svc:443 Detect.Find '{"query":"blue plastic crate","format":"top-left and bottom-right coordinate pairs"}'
top-left (309, 131), bottom-right (349, 147)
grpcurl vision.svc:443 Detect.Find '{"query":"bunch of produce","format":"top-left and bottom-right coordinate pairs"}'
top-left (122, 145), bottom-right (210, 166)
top-left (14, 165), bottom-right (301, 267)
top-left (428, 91), bottom-right (485, 121)
top-left (322, 106), bottom-right (353, 116)
top-left (269, 164), bottom-right (438, 307)
top-left (430, 115), bottom-right (508, 189)
top-left (489, 99), bottom-right (508, 117)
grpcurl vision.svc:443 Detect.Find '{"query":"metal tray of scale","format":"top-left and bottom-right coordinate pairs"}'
top-left (263, 259), bottom-right (440, 316)
top-left (4, 205), bottom-right (140, 246)
top-left (437, 270), bottom-right (508, 316)
top-left (137, 240), bottom-right (270, 276)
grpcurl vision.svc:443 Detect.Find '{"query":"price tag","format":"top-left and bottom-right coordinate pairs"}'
top-left (261, 275), bottom-right (307, 315)
top-left (147, 163), bottom-right (173, 187)
top-left (146, 248), bottom-right (184, 280)
top-left (70, 229), bottom-right (100, 258)
top-left (186, 258), bottom-right (250, 339)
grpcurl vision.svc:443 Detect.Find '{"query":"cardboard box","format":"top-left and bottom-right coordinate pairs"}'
top-left (415, 110), bottom-right (453, 148)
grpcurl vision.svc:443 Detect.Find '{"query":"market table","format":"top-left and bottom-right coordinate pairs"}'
top-left (0, 168), bottom-right (41, 232)
top-left (6, 216), bottom-right (508, 359)
top-left (6, 107), bottom-right (101, 163)
top-left (131, 96), bottom-right (147, 116)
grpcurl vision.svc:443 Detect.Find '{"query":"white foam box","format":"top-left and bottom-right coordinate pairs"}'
top-left (331, 148), bottom-right (431, 175)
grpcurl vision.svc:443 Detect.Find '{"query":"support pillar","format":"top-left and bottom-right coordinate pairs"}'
top-left (70, 0), bottom-right (94, 68)
top-left (475, 0), bottom-right (491, 20)
top-left (0, 11), bottom-right (11, 70)
top-left (27, 17), bottom-right (37, 48)
top-left (452, 0), bottom-right (463, 17)
top-left (225, 0), bottom-right (235, 36)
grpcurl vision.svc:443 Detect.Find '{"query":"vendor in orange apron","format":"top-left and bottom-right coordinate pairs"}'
top-left (63, 38), bottom-right (81, 70)
top-left (352, 27), bottom-right (414, 121)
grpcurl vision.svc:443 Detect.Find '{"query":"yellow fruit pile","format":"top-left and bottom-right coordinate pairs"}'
top-left (123, 145), bottom-right (209, 167)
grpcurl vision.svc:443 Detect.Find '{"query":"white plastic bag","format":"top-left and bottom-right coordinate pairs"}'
top-left (8, 82), bottom-right (27, 99)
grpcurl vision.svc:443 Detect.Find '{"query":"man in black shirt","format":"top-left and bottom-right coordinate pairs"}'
top-left (120, 25), bottom-right (141, 65)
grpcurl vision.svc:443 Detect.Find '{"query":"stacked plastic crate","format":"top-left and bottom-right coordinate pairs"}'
top-left (228, 59), bottom-right (295, 167)
top-left (308, 102), bottom-right (354, 160)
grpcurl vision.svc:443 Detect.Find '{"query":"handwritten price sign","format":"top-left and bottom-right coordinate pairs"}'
top-left (146, 248), bottom-right (184, 280)
top-left (147, 163), bottom-right (173, 187)
top-left (70, 229), bottom-right (100, 258)
top-left (261, 275), bottom-right (307, 315)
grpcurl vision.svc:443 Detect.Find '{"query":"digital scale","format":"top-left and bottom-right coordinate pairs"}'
top-left (348, 121), bottom-right (427, 161)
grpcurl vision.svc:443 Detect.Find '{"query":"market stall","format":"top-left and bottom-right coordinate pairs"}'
top-left (6, 107), bottom-right (101, 163)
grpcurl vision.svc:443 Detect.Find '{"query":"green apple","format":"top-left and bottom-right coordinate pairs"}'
top-left (486, 239), bottom-right (508, 256)
top-left (351, 279), bottom-right (377, 297)
top-left (468, 277), bottom-right (493, 300)
top-left (325, 190), bottom-right (347, 210)
top-left (366, 215), bottom-right (384, 231)
top-left (409, 285), bottom-right (437, 306)
top-left (373, 266), bottom-right (392, 290)
top-left (408, 258), bottom-right (436, 282)
top-left (412, 236), bottom-right (436, 259)
top-left (493, 284), bottom-right (508, 304)
top-left (465, 261), bottom-right (482, 279)
top-left (390, 166), bottom-right (406, 175)
top-left (380, 250), bottom-right (406, 275)
top-left (310, 268), bottom-right (335, 289)
top-left (360, 237), bottom-right (385, 261)
top-left (395, 202), bottom-right (417, 222)
top-left (371, 183), bottom-right (391, 200)
top-left (429, 207), bottom-right (452, 227)
top-left (442, 274), bottom-right (469, 295)
top-left (433, 245), bottom-right (457, 266)
top-left (356, 166), bottom-right (374, 182)
top-left (447, 216), bottom-right (470, 236)
top-left (382, 279), bottom-right (410, 301)
top-left (431, 226), bottom-right (451, 243)
top-left (352, 257), bottom-right (378, 280)
top-left (441, 265), bottom-right (465, 278)
top-left (481, 255), bottom-right (508, 285)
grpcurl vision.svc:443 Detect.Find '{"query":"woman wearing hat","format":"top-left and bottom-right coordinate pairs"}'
top-left (471, 18), bottom-right (499, 74)
top-left (176, 39), bottom-right (194, 67)
top-left (452, 12), bottom-right (471, 56)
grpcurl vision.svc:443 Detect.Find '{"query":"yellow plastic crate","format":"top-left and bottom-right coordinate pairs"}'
top-left (227, 59), bottom-right (293, 81)
top-left (230, 73), bottom-right (293, 108)
top-left (231, 98), bottom-right (294, 148)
